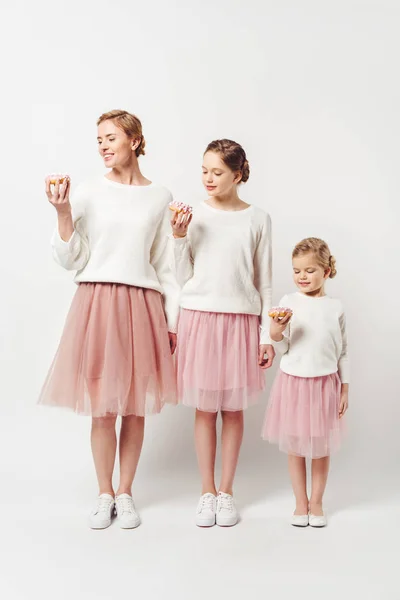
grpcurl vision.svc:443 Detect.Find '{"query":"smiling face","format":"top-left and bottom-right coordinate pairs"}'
top-left (97, 120), bottom-right (139, 168)
top-left (202, 151), bottom-right (241, 197)
top-left (292, 252), bottom-right (331, 295)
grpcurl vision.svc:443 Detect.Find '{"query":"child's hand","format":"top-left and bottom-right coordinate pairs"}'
top-left (339, 388), bottom-right (349, 418)
top-left (269, 313), bottom-right (291, 342)
top-left (170, 204), bottom-right (192, 238)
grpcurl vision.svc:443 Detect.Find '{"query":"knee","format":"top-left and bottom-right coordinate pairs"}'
top-left (196, 409), bottom-right (218, 423)
top-left (121, 415), bottom-right (145, 426)
top-left (221, 410), bottom-right (243, 423)
top-left (92, 415), bottom-right (117, 430)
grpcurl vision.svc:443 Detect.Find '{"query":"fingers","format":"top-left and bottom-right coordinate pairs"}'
top-left (168, 333), bottom-right (177, 355)
top-left (280, 314), bottom-right (292, 325)
top-left (171, 209), bottom-right (191, 237)
top-left (45, 176), bottom-right (52, 199)
top-left (46, 174), bottom-right (70, 207)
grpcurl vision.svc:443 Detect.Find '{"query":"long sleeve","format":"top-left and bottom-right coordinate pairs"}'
top-left (150, 206), bottom-right (181, 333)
top-left (51, 185), bottom-right (90, 272)
top-left (168, 234), bottom-right (194, 287)
top-left (338, 312), bottom-right (350, 383)
top-left (254, 213), bottom-right (273, 345)
top-left (271, 294), bottom-right (290, 354)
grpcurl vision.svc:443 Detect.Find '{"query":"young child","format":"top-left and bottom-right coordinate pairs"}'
top-left (262, 237), bottom-right (349, 527)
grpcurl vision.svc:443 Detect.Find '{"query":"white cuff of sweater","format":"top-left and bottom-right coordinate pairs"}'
top-left (168, 233), bottom-right (188, 245)
top-left (259, 326), bottom-right (273, 346)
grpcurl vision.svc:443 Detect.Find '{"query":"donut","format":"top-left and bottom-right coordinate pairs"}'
top-left (268, 307), bottom-right (293, 319)
top-left (169, 201), bottom-right (193, 214)
top-left (49, 175), bottom-right (69, 185)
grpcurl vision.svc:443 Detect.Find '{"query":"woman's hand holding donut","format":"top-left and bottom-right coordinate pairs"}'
top-left (46, 174), bottom-right (71, 216)
top-left (45, 174), bottom-right (74, 241)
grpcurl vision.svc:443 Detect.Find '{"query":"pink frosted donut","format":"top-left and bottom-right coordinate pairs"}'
top-left (169, 201), bottom-right (193, 214)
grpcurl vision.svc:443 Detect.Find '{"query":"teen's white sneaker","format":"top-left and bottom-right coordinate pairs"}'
top-left (309, 513), bottom-right (327, 527)
top-left (115, 494), bottom-right (141, 529)
top-left (291, 513), bottom-right (309, 527)
top-left (88, 493), bottom-right (115, 529)
top-left (195, 493), bottom-right (217, 527)
top-left (216, 492), bottom-right (238, 527)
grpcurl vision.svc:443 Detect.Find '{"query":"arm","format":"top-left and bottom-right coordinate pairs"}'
top-left (269, 295), bottom-right (290, 355)
top-left (338, 312), bottom-right (350, 384)
top-left (254, 213), bottom-right (273, 345)
top-left (151, 206), bottom-right (181, 333)
top-left (49, 178), bottom-right (90, 272)
top-left (168, 234), bottom-right (194, 287)
top-left (338, 311), bottom-right (349, 417)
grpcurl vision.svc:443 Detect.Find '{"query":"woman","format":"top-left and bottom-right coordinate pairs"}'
top-left (170, 139), bottom-right (275, 527)
top-left (39, 110), bottom-right (179, 529)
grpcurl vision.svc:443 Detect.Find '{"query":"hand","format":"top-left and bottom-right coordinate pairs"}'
top-left (339, 389), bottom-right (349, 418)
top-left (270, 313), bottom-right (291, 342)
top-left (259, 344), bottom-right (275, 369)
top-left (170, 209), bottom-right (192, 239)
top-left (45, 174), bottom-right (71, 215)
top-left (168, 332), bottom-right (177, 355)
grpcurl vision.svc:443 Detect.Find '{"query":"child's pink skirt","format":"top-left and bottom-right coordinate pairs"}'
top-left (262, 370), bottom-right (344, 458)
top-left (38, 283), bottom-right (177, 417)
top-left (176, 309), bottom-right (265, 412)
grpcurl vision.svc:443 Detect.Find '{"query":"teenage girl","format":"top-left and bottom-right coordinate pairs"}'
top-left (170, 139), bottom-right (275, 527)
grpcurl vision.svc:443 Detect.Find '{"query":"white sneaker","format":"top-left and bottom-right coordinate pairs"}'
top-left (115, 493), bottom-right (141, 529)
top-left (88, 493), bottom-right (115, 529)
top-left (216, 492), bottom-right (238, 527)
top-left (291, 513), bottom-right (309, 527)
top-left (309, 513), bottom-right (327, 527)
top-left (195, 493), bottom-right (217, 527)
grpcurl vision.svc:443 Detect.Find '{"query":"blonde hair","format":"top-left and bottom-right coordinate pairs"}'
top-left (292, 237), bottom-right (337, 278)
top-left (97, 110), bottom-right (146, 157)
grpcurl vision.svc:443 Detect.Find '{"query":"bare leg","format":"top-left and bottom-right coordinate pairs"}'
top-left (219, 410), bottom-right (244, 495)
top-left (310, 456), bottom-right (330, 516)
top-left (195, 409), bottom-right (218, 496)
top-left (91, 415), bottom-right (117, 496)
top-left (288, 454), bottom-right (309, 515)
top-left (116, 415), bottom-right (145, 496)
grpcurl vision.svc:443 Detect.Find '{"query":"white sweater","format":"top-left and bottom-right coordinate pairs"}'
top-left (169, 201), bottom-right (272, 344)
top-left (51, 177), bottom-right (180, 332)
top-left (273, 292), bottom-right (350, 382)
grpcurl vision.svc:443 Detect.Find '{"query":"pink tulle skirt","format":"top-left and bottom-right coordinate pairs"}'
top-left (262, 370), bottom-right (344, 458)
top-left (38, 283), bottom-right (177, 417)
top-left (175, 309), bottom-right (265, 412)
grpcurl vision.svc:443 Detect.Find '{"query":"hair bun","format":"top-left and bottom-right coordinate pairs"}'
top-left (329, 255), bottom-right (337, 278)
top-left (241, 159), bottom-right (250, 183)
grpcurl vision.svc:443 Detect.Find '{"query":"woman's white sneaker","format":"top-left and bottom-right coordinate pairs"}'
top-left (115, 494), bottom-right (141, 529)
top-left (88, 493), bottom-right (115, 529)
top-left (216, 492), bottom-right (238, 527)
top-left (195, 493), bottom-right (217, 527)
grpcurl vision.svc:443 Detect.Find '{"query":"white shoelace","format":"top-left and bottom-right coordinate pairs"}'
top-left (95, 496), bottom-right (113, 515)
top-left (198, 494), bottom-right (215, 513)
top-left (117, 496), bottom-right (135, 515)
top-left (218, 494), bottom-right (234, 512)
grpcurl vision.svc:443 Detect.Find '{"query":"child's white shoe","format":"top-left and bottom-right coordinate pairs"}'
top-left (309, 513), bottom-right (327, 527)
top-left (291, 513), bottom-right (309, 527)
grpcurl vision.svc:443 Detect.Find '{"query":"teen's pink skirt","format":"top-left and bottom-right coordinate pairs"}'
top-left (38, 283), bottom-right (177, 417)
top-left (262, 370), bottom-right (344, 458)
top-left (176, 309), bottom-right (265, 412)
